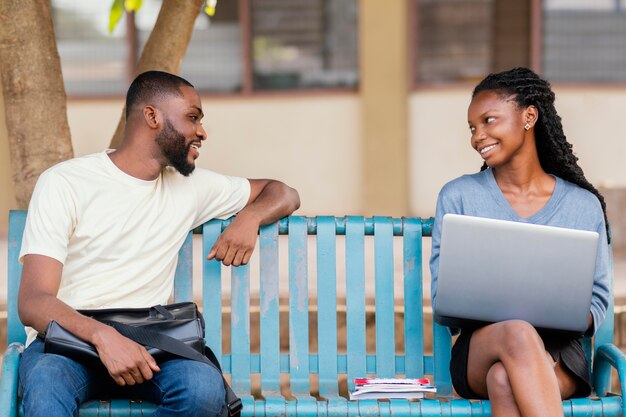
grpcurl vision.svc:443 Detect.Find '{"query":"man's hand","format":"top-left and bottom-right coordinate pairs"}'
top-left (207, 179), bottom-right (299, 267)
top-left (93, 325), bottom-right (160, 386)
top-left (207, 212), bottom-right (260, 266)
top-left (19, 255), bottom-right (160, 387)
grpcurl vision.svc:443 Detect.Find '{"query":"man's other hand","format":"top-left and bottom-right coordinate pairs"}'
top-left (207, 179), bottom-right (299, 266)
top-left (94, 325), bottom-right (161, 386)
top-left (207, 212), bottom-right (259, 266)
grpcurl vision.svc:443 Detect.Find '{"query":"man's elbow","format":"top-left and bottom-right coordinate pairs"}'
top-left (17, 297), bottom-right (35, 328)
top-left (18, 289), bottom-right (50, 328)
top-left (286, 185), bottom-right (301, 213)
top-left (267, 180), bottom-right (300, 213)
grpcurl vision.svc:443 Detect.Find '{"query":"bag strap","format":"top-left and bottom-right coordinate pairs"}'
top-left (107, 321), bottom-right (242, 417)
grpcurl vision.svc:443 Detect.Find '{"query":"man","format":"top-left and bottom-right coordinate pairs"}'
top-left (17, 71), bottom-right (300, 417)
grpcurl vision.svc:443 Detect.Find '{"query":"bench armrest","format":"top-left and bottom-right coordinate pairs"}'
top-left (593, 343), bottom-right (626, 402)
top-left (0, 343), bottom-right (24, 417)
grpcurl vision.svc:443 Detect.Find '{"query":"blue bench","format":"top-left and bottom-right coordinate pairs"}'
top-left (1, 210), bottom-right (625, 416)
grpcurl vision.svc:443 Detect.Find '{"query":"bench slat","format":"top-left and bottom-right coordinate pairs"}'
top-left (596, 253), bottom-right (616, 351)
top-left (231, 263), bottom-right (251, 393)
top-left (259, 223), bottom-right (281, 393)
top-left (173, 231), bottom-right (193, 302)
top-left (433, 322), bottom-right (453, 397)
top-left (203, 221), bottom-right (224, 366)
top-left (7, 210), bottom-right (26, 345)
top-left (374, 217), bottom-right (396, 377)
top-left (403, 218), bottom-right (425, 378)
top-left (316, 216), bottom-right (340, 397)
top-left (345, 216), bottom-right (367, 391)
top-left (288, 217), bottom-right (311, 394)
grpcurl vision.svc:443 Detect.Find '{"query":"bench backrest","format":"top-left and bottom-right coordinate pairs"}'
top-left (6, 210), bottom-right (614, 398)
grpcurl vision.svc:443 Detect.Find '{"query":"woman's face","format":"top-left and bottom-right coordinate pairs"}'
top-left (467, 90), bottom-right (535, 169)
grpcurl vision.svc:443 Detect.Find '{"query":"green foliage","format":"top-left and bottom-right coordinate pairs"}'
top-left (108, 0), bottom-right (124, 33)
top-left (108, 0), bottom-right (217, 33)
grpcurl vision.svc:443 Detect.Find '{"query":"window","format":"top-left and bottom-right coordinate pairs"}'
top-left (251, 0), bottom-right (358, 90)
top-left (416, 0), bottom-right (495, 83)
top-left (51, 0), bottom-right (359, 96)
top-left (52, 0), bottom-right (129, 95)
top-left (413, 0), bottom-right (626, 85)
top-left (543, 0), bottom-right (626, 82)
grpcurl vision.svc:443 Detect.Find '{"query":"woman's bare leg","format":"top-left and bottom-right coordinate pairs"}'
top-left (485, 362), bottom-right (522, 417)
top-left (483, 354), bottom-right (579, 417)
top-left (465, 320), bottom-right (563, 417)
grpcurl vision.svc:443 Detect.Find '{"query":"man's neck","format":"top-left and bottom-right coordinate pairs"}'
top-left (107, 146), bottom-right (164, 181)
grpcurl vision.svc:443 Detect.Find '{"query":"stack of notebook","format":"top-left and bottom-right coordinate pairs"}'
top-left (349, 378), bottom-right (436, 400)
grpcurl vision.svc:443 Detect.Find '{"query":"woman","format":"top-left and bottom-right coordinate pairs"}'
top-left (430, 67), bottom-right (610, 417)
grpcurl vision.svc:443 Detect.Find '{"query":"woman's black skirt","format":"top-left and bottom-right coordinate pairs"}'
top-left (450, 328), bottom-right (592, 399)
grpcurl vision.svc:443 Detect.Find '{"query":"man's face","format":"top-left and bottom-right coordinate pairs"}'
top-left (155, 119), bottom-right (196, 176)
top-left (155, 86), bottom-right (206, 176)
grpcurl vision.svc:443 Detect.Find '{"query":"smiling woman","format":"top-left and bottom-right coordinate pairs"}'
top-left (468, 90), bottom-right (539, 173)
top-left (429, 67), bottom-right (611, 417)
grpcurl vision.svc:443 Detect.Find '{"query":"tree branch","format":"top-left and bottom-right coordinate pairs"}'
top-left (0, 0), bottom-right (73, 208)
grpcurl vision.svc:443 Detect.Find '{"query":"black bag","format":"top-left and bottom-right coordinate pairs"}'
top-left (41, 302), bottom-right (242, 417)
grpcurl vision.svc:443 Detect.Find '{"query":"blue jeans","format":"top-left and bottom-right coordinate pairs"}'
top-left (19, 339), bottom-right (226, 417)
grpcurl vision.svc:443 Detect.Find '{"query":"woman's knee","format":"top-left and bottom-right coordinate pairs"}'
top-left (486, 362), bottom-right (514, 397)
top-left (497, 320), bottom-right (544, 358)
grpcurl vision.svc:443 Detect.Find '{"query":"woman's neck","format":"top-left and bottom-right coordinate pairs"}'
top-left (493, 161), bottom-right (552, 194)
top-left (492, 159), bottom-right (556, 219)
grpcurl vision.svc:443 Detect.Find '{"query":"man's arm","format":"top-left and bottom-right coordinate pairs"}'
top-left (18, 254), bottom-right (160, 386)
top-left (208, 179), bottom-right (300, 266)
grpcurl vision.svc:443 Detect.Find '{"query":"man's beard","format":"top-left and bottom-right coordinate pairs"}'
top-left (156, 119), bottom-right (195, 176)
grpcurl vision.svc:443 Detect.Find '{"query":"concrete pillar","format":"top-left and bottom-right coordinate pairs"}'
top-left (360, 0), bottom-right (409, 216)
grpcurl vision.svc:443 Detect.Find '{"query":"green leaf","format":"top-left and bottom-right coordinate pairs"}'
top-left (108, 0), bottom-right (125, 33)
top-left (205, 0), bottom-right (217, 16)
top-left (125, 0), bottom-right (143, 12)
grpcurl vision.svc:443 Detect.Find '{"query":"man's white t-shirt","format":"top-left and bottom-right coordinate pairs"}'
top-left (20, 151), bottom-right (251, 345)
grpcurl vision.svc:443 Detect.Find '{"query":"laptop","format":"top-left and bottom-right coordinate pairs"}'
top-left (433, 214), bottom-right (599, 335)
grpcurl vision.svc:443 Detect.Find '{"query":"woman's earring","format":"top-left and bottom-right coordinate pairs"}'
top-left (524, 122), bottom-right (531, 131)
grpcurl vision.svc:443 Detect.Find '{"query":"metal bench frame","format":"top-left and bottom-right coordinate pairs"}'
top-left (2, 210), bottom-right (625, 416)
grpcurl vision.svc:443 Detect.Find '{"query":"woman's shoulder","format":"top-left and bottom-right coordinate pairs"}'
top-left (553, 177), bottom-right (605, 229)
top-left (557, 177), bottom-right (603, 210)
top-left (439, 170), bottom-right (490, 196)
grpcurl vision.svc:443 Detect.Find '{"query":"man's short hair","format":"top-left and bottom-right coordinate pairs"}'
top-left (125, 71), bottom-right (194, 120)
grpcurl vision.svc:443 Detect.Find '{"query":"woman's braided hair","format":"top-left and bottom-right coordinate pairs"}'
top-left (472, 67), bottom-right (610, 243)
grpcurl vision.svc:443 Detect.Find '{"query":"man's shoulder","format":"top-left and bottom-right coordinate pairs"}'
top-left (43, 152), bottom-right (106, 176)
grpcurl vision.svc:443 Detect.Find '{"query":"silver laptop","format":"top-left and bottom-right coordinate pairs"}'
top-left (433, 214), bottom-right (599, 335)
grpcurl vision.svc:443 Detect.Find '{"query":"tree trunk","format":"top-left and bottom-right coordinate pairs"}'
top-left (109, 0), bottom-right (204, 149)
top-left (0, 0), bottom-right (73, 208)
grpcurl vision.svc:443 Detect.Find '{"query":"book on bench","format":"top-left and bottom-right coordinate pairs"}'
top-left (349, 378), bottom-right (437, 400)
